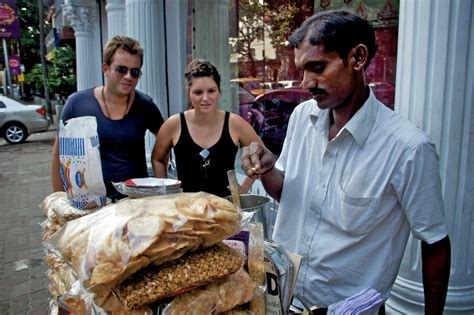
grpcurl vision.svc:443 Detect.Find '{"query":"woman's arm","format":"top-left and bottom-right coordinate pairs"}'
top-left (151, 115), bottom-right (179, 178)
top-left (239, 175), bottom-right (255, 193)
top-left (229, 113), bottom-right (267, 193)
top-left (229, 113), bottom-right (265, 147)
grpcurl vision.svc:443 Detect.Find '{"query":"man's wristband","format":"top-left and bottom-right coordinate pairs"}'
top-left (259, 164), bottom-right (275, 176)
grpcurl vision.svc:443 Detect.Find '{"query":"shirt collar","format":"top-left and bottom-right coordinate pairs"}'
top-left (309, 89), bottom-right (378, 147)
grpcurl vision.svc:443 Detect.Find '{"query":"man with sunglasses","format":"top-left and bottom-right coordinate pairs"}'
top-left (51, 36), bottom-right (164, 200)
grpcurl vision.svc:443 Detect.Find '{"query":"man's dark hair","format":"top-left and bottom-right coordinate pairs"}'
top-left (288, 10), bottom-right (377, 69)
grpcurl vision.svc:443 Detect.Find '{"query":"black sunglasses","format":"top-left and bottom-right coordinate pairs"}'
top-left (113, 65), bottom-right (142, 78)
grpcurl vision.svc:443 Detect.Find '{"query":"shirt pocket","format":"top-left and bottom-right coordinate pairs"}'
top-left (328, 185), bottom-right (379, 236)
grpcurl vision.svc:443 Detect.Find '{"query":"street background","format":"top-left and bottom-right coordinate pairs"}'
top-left (0, 120), bottom-right (57, 314)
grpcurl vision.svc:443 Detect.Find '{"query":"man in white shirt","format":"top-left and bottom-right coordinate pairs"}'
top-left (241, 10), bottom-right (450, 314)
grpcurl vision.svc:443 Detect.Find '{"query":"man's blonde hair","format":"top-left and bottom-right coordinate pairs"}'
top-left (103, 36), bottom-right (144, 66)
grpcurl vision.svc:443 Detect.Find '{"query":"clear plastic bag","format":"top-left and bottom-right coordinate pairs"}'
top-left (47, 192), bottom-right (243, 310)
top-left (162, 267), bottom-right (262, 314)
top-left (114, 243), bottom-right (245, 310)
top-left (40, 192), bottom-right (100, 241)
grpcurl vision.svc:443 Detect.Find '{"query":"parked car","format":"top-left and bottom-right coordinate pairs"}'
top-left (278, 80), bottom-right (302, 89)
top-left (231, 83), bottom-right (256, 123)
top-left (230, 77), bottom-right (265, 96)
top-left (249, 88), bottom-right (312, 155)
top-left (369, 81), bottom-right (395, 110)
top-left (0, 95), bottom-right (51, 144)
top-left (262, 82), bottom-right (284, 90)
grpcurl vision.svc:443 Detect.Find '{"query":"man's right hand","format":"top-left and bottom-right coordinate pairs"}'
top-left (241, 142), bottom-right (275, 177)
top-left (241, 142), bottom-right (284, 201)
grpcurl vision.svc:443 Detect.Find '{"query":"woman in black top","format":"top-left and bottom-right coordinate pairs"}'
top-left (151, 59), bottom-right (264, 197)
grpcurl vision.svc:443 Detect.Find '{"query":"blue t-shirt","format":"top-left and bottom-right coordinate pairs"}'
top-left (61, 88), bottom-right (164, 199)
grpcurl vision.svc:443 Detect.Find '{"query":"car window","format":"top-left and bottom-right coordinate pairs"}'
top-left (239, 88), bottom-right (255, 104)
top-left (0, 101), bottom-right (6, 109)
top-left (246, 81), bottom-right (260, 90)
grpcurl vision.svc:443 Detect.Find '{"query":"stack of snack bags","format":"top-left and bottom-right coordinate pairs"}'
top-left (40, 192), bottom-right (100, 312)
top-left (263, 240), bottom-right (301, 315)
top-left (41, 192), bottom-right (99, 241)
top-left (41, 191), bottom-right (265, 314)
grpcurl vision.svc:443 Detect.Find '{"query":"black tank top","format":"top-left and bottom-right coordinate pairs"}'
top-left (174, 111), bottom-right (238, 197)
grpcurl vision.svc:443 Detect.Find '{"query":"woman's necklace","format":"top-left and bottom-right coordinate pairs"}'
top-left (101, 86), bottom-right (131, 119)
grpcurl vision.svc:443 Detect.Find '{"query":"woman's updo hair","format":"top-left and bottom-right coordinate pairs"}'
top-left (184, 59), bottom-right (221, 91)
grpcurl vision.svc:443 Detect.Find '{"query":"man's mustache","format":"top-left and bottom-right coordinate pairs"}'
top-left (309, 88), bottom-right (325, 95)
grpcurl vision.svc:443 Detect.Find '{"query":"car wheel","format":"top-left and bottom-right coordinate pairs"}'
top-left (3, 123), bottom-right (28, 144)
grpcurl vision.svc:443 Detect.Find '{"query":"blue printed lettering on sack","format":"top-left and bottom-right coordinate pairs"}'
top-left (70, 194), bottom-right (106, 210)
top-left (90, 135), bottom-right (100, 148)
top-left (59, 116), bottom-right (107, 209)
top-left (71, 199), bottom-right (89, 209)
top-left (60, 137), bottom-right (85, 156)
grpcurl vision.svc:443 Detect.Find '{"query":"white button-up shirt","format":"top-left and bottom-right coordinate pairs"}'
top-left (273, 90), bottom-right (448, 307)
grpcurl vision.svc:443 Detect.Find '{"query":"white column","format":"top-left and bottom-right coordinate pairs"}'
top-left (192, 0), bottom-right (232, 113)
top-left (387, 0), bottom-right (474, 313)
top-left (125, 0), bottom-right (167, 170)
top-left (125, 0), bottom-right (167, 115)
top-left (105, 0), bottom-right (125, 38)
top-left (165, 0), bottom-right (187, 116)
top-left (74, 31), bottom-right (96, 90)
top-left (63, 0), bottom-right (103, 91)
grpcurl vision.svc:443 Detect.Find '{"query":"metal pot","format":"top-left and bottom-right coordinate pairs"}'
top-left (227, 194), bottom-right (276, 239)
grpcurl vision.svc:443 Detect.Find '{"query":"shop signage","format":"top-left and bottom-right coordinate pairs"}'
top-left (8, 54), bottom-right (20, 75)
top-left (0, 0), bottom-right (20, 39)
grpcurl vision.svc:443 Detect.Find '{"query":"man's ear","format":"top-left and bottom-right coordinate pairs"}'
top-left (102, 63), bottom-right (108, 74)
top-left (350, 44), bottom-right (368, 71)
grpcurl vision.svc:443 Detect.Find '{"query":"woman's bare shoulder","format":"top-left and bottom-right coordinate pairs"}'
top-left (159, 113), bottom-right (181, 135)
top-left (228, 111), bottom-right (261, 145)
top-left (165, 113), bottom-right (182, 125)
top-left (228, 111), bottom-right (248, 125)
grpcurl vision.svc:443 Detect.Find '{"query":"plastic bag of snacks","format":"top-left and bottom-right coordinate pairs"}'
top-left (48, 192), bottom-right (243, 310)
top-left (59, 116), bottom-right (106, 209)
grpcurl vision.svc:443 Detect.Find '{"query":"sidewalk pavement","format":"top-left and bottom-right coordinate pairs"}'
top-left (0, 121), bottom-right (58, 314)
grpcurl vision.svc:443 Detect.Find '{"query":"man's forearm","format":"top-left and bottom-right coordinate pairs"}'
top-left (260, 168), bottom-right (284, 202)
top-left (422, 236), bottom-right (451, 314)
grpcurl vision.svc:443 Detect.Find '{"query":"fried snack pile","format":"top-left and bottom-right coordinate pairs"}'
top-left (115, 243), bottom-right (243, 310)
top-left (163, 268), bottom-right (257, 314)
top-left (40, 191), bottom-right (267, 313)
top-left (45, 252), bottom-right (85, 313)
top-left (46, 251), bottom-right (76, 298)
top-left (41, 191), bottom-right (98, 240)
top-left (54, 192), bottom-right (241, 292)
top-left (248, 223), bottom-right (266, 315)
